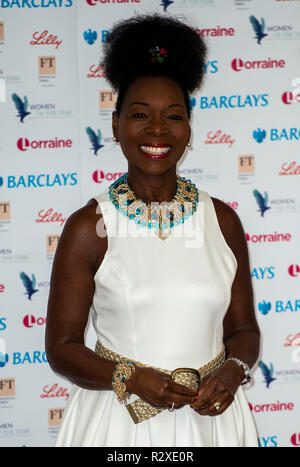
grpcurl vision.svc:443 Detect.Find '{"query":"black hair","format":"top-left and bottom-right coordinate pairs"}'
top-left (102, 14), bottom-right (207, 117)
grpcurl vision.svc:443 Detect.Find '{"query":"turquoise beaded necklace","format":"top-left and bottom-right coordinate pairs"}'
top-left (108, 172), bottom-right (199, 240)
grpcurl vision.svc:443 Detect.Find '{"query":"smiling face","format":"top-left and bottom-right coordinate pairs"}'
top-left (112, 76), bottom-right (191, 177)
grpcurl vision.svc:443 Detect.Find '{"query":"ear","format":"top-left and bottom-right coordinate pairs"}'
top-left (112, 111), bottom-right (119, 142)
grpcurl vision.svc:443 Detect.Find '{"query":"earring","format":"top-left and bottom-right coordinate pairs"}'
top-left (187, 141), bottom-right (191, 147)
top-left (113, 136), bottom-right (118, 143)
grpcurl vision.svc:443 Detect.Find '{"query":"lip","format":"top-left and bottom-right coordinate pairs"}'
top-left (139, 143), bottom-right (172, 159)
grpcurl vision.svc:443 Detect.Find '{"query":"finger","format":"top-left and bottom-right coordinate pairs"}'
top-left (163, 390), bottom-right (197, 408)
top-left (193, 393), bottom-right (233, 416)
top-left (169, 380), bottom-right (199, 398)
top-left (191, 379), bottom-right (219, 409)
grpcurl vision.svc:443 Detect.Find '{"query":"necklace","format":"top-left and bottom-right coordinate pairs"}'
top-left (108, 172), bottom-right (199, 240)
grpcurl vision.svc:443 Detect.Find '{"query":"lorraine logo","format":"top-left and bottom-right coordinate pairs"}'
top-left (258, 361), bottom-right (276, 388)
top-left (258, 300), bottom-right (271, 315)
top-left (249, 16), bottom-right (268, 44)
top-left (253, 189), bottom-right (271, 217)
top-left (11, 93), bottom-right (31, 123)
top-left (253, 128), bottom-right (266, 143)
top-left (288, 264), bottom-right (300, 277)
top-left (291, 433), bottom-right (300, 447)
top-left (160, 0), bottom-right (174, 11)
top-left (0, 338), bottom-right (8, 368)
top-left (86, 127), bottom-right (104, 155)
top-left (83, 29), bottom-right (97, 45)
top-left (19, 272), bottom-right (39, 300)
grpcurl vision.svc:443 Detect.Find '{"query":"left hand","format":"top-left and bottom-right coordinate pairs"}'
top-left (190, 360), bottom-right (244, 416)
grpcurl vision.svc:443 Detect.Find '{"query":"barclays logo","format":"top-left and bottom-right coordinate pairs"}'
top-left (83, 29), bottom-right (97, 45)
top-left (0, 172), bottom-right (78, 189)
top-left (204, 60), bottom-right (218, 74)
top-left (253, 128), bottom-right (266, 143)
top-left (253, 128), bottom-right (300, 142)
top-left (199, 94), bottom-right (268, 109)
top-left (0, 0), bottom-right (73, 7)
top-left (251, 267), bottom-right (275, 279)
top-left (258, 300), bottom-right (300, 314)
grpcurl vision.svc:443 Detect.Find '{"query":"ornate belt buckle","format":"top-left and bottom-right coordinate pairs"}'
top-left (171, 367), bottom-right (201, 388)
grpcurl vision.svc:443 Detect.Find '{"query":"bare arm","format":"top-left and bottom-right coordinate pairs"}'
top-left (191, 199), bottom-right (260, 415)
top-left (45, 199), bottom-right (116, 390)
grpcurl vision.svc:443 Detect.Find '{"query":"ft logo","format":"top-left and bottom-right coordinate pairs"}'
top-left (238, 155), bottom-right (255, 173)
top-left (46, 235), bottom-right (59, 254)
top-left (0, 202), bottom-right (10, 220)
top-left (39, 56), bottom-right (56, 75)
top-left (0, 378), bottom-right (15, 397)
top-left (99, 90), bottom-right (117, 110)
top-left (0, 22), bottom-right (4, 42)
top-left (48, 408), bottom-right (64, 426)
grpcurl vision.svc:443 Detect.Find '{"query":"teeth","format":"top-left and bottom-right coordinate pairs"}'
top-left (140, 145), bottom-right (171, 155)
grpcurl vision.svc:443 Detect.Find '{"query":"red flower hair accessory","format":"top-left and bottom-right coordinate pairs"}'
top-left (149, 46), bottom-right (167, 63)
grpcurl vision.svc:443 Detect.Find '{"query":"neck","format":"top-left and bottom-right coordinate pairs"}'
top-left (126, 168), bottom-right (178, 203)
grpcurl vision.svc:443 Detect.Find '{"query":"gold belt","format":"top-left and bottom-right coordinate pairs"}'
top-left (95, 341), bottom-right (226, 424)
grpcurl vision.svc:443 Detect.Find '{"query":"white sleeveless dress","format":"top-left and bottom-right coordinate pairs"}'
top-left (54, 183), bottom-right (258, 447)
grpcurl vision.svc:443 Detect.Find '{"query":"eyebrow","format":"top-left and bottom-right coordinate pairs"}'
top-left (128, 102), bottom-right (185, 109)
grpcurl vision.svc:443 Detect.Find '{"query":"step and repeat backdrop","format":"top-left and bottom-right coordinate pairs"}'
top-left (0, 0), bottom-right (299, 448)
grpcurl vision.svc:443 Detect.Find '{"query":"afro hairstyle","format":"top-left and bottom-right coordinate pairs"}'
top-left (102, 14), bottom-right (207, 116)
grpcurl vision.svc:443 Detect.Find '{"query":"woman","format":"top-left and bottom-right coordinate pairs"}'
top-left (46, 14), bottom-right (260, 447)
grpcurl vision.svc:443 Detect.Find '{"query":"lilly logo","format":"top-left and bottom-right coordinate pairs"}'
top-left (253, 128), bottom-right (266, 143)
top-left (20, 272), bottom-right (39, 300)
top-left (258, 361), bottom-right (276, 388)
top-left (258, 300), bottom-right (271, 315)
top-left (160, 0), bottom-right (174, 11)
top-left (249, 16), bottom-right (268, 44)
top-left (0, 338), bottom-right (8, 368)
top-left (86, 127), bottom-right (104, 155)
top-left (83, 29), bottom-right (97, 45)
top-left (253, 189), bottom-right (271, 217)
top-left (11, 93), bottom-right (31, 122)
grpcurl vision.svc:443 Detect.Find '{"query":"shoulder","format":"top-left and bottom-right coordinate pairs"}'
top-left (56, 198), bottom-right (107, 272)
top-left (210, 197), bottom-right (247, 262)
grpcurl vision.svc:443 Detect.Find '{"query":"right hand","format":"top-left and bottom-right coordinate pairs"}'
top-left (125, 365), bottom-right (199, 410)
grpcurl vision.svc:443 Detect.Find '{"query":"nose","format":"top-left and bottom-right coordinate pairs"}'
top-left (145, 114), bottom-right (168, 136)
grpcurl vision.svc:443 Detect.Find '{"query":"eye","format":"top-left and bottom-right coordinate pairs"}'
top-left (132, 112), bottom-right (147, 118)
top-left (168, 114), bottom-right (184, 121)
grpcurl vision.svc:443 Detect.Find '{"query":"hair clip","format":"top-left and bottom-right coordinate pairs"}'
top-left (149, 46), bottom-right (167, 64)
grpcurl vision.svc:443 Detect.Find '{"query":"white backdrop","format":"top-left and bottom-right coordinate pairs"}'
top-left (0, 0), bottom-right (299, 448)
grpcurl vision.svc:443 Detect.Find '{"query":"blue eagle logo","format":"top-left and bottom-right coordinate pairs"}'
top-left (258, 361), bottom-right (276, 388)
top-left (160, 0), bottom-right (174, 12)
top-left (83, 29), bottom-right (98, 45)
top-left (258, 300), bottom-right (271, 316)
top-left (253, 189), bottom-right (271, 217)
top-left (249, 16), bottom-right (268, 44)
top-left (20, 272), bottom-right (39, 300)
top-left (11, 93), bottom-right (31, 122)
top-left (253, 128), bottom-right (266, 143)
top-left (86, 127), bottom-right (104, 155)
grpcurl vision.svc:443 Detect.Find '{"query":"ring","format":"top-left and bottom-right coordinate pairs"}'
top-left (168, 402), bottom-right (175, 412)
top-left (213, 402), bottom-right (221, 411)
